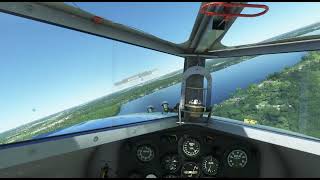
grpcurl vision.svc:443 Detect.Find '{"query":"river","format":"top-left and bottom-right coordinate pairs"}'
top-left (118, 52), bottom-right (306, 115)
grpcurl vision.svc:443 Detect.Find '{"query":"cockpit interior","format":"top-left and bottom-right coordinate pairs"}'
top-left (1, 2), bottom-right (320, 178)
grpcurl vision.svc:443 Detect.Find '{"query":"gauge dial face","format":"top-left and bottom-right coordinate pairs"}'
top-left (162, 154), bottom-right (181, 172)
top-left (227, 149), bottom-right (248, 168)
top-left (181, 162), bottom-right (200, 178)
top-left (136, 145), bottom-right (155, 162)
top-left (182, 137), bottom-right (201, 158)
top-left (145, 174), bottom-right (157, 178)
top-left (201, 155), bottom-right (219, 176)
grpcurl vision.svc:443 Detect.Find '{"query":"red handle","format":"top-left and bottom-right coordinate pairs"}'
top-left (200, 2), bottom-right (269, 20)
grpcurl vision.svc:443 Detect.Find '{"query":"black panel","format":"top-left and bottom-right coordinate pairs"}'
top-left (115, 124), bottom-right (260, 178)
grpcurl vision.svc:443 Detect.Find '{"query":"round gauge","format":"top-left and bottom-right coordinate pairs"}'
top-left (181, 162), bottom-right (200, 178)
top-left (162, 154), bottom-right (181, 173)
top-left (182, 137), bottom-right (201, 158)
top-left (136, 145), bottom-right (155, 162)
top-left (145, 174), bottom-right (157, 178)
top-left (201, 155), bottom-right (219, 176)
top-left (227, 149), bottom-right (248, 168)
top-left (163, 174), bottom-right (177, 178)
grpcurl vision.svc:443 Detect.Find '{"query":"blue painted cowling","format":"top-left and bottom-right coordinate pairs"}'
top-left (33, 112), bottom-right (177, 139)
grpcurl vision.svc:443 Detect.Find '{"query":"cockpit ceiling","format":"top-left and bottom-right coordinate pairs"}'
top-left (1, 2), bottom-right (320, 57)
top-left (64, 2), bottom-right (320, 50)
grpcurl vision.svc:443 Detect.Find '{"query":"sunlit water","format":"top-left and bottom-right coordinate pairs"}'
top-left (119, 52), bottom-right (306, 115)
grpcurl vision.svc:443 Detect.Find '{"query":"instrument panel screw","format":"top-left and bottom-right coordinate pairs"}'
top-left (93, 136), bottom-right (99, 142)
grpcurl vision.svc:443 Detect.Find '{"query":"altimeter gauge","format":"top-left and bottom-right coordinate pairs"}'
top-left (181, 137), bottom-right (201, 158)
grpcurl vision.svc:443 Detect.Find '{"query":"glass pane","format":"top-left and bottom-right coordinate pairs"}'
top-left (65, 2), bottom-right (200, 44)
top-left (221, 2), bottom-right (320, 47)
top-left (0, 12), bottom-right (183, 145)
top-left (208, 51), bottom-right (320, 139)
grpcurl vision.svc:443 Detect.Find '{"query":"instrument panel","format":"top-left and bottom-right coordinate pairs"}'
top-left (114, 125), bottom-right (260, 178)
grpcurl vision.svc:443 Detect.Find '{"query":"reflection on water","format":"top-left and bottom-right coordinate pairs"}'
top-left (119, 52), bottom-right (306, 115)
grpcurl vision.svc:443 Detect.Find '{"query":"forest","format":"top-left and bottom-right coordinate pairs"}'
top-left (213, 51), bottom-right (320, 138)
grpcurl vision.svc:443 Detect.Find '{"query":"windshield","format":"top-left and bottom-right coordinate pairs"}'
top-left (209, 51), bottom-right (320, 139)
top-left (221, 2), bottom-right (320, 47)
top-left (0, 12), bottom-right (183, 145)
